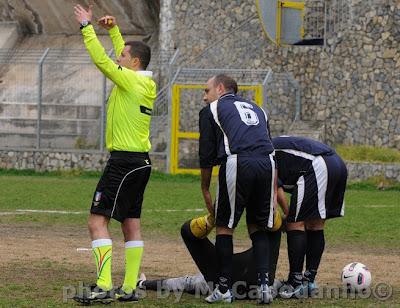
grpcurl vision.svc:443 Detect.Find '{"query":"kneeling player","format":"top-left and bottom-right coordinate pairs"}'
top-left (273, 136), bottom-right (348, 298)
top-left (138, 214), bottom-right (283, 299)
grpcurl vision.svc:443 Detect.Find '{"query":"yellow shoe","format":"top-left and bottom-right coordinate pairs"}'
top-left (190, 214), bottom-right (215, 239)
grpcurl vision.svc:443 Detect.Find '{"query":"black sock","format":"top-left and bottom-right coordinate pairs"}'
top-left (268, 231), bottom-right (281, 283)
top-left (143, 279), bottom-right (164, 291)
top-left (305, 230), bottom-right (325, 282)
top-left (287, 230), bottom-right (307, 286)
top-left (215, 234), bottom-right (233, 293)
top-left (250, 231), bottom-right (271, 286)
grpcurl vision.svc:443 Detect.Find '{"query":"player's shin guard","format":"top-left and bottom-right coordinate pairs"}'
top-left (215, 234), bottom-right (233, 294)
top-left (122, 241), bottom-right (144, 293)
top-left (287, 230), bottom-right (307, 287)
top-left (305, 230), bottom-right (325, 282)
top-left (92, 239), bottom-right (113, 290)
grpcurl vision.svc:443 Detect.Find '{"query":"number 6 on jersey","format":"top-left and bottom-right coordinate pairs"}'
top-left (234, 101), bottom-right (260, 126)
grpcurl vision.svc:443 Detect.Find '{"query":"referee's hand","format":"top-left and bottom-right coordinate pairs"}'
top-left (97, 15), bottom-right (117, 30)
top-left (74, 4), bottom-right (93, 24)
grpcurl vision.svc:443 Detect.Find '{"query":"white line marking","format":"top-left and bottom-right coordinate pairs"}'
top-left (16, 209), bottom-right (84, 214)
top-left (360, 205), bottom-right (396, 208)
top-left (0, 205), bottom-right (395, 216)
top-left (0, 208), bottom-right (205, 216)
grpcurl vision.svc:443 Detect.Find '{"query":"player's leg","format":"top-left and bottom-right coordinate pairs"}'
top-left (88, 214), bottom-right (113, 291)
top-left (303, 154), bottom-right (347, 292)
top-left (119, 218), bottom-right (143, 301)
top-left (181, 220), bottom-right (217, 284)
top-left (245, 153), bottom-right (276, 304)
top-left (206, 156), bottom-right (243, 303)
top-left (73, 159), bottom-right (118, 304)
top-left (280, 163), bottom-right (321, 299)
top-left (304, 218), bottom-right (324, 293)
top-left (110, 152), bottom-right (151, 302)
top-left (139, 273), bottom-right (209, 294)
top-left (283, 221), bottom-right (307, 296)
top-left (205, 226), bottom-right (235, 303)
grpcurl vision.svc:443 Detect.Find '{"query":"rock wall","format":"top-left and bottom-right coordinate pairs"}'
top-left (167, 0), bottom-right (399, 149)
top-left (0, 150), bottom-right (166, 172)
top-left (0, 150), bottom-right (398, 182)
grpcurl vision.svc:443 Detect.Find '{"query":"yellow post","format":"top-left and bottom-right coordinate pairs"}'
top-left (276, 1), bottom-right (283, 46)
top-left (170, 84), bottom-right (264, 175)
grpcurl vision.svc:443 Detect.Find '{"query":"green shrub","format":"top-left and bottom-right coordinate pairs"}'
top-left (335, 144), bottom-right (400, 163)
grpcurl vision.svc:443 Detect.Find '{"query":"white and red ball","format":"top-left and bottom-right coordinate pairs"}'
top-left (341, 262), bottom-right (372, 292)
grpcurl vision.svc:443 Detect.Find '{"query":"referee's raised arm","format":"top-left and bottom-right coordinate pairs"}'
top-left (97, 15), bottom-right (125, 57)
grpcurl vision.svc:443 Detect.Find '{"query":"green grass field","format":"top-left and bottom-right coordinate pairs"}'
top-left (0, 170), bottom-right (399, 307)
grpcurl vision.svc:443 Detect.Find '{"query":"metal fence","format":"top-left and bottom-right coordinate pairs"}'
top-left (303, 0), bottom-right (351, 44)
top-left (0, 48), bottom-right (178, 153)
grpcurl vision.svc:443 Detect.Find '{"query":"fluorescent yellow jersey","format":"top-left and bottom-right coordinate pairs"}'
top-left (81, 25), bottom-right (157, 152)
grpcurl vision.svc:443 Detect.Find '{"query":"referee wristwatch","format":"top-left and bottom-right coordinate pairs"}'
top-left (80, 20), bottom-right (91, 29)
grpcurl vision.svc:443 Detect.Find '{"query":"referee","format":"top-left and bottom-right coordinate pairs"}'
top-left (73, 5), bottom-right (156, 304)
top-left (199, 75), bottom-right (277, 304)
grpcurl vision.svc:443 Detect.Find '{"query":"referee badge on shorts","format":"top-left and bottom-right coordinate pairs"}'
top-left (93, 191), bottom-right (102, 206)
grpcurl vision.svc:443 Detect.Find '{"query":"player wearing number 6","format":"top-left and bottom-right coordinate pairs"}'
top-left (73, 4), bottom-right (156, 305)
top-left (199, 75), bottom-right (277, 304)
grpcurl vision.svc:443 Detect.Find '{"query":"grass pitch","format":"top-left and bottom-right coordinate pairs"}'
top-left (0, 170), bottom-right (399, 307)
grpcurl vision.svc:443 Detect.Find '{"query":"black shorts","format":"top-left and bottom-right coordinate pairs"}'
top-left (90, 151), bottom-right (151, 222)
top-left (215, 153), bottom-right (275, 229)
top-left (287, 153), bottom-right (347, 222)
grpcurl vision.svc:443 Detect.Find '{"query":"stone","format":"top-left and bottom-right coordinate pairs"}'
top-left (382, 49), bottom-right (397, 58)
top-left (382, 32), bottom-right (391, 40)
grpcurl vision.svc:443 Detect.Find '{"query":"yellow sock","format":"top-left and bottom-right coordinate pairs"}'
top-left (122, 241), bottom-right (144, 293)
top-left (92, 239), bottom-right (113, 291)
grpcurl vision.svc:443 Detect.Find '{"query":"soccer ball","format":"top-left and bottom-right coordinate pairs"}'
top-left (341, 262), bottom-right (372, 292)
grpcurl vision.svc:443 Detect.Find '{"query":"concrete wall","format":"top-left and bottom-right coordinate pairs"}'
top-left (0, 0), bottom-right (159, 41)
top-left (0, 22), bottom-right (19, 49)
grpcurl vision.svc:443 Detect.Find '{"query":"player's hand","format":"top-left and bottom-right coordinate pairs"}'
top-left (97, 15), bottom-right (117, 30)
top-left (74, 4), bottom-right (93, 24)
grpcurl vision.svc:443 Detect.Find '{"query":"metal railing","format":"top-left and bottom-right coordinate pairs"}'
top-left (0, 48), bottom-right (178, 153)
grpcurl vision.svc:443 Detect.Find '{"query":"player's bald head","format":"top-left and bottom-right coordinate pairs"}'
top-left (212, 74), bottom-right (238, 95)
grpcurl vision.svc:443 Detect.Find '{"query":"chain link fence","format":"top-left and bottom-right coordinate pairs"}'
top-left (0, 48), bottom-right (178, 153)
top-left (303, 0), bottom-right (351, 43)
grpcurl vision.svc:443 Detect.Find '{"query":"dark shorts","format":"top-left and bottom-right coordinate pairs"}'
top-left (215, 153), bottom-right (275, 229)
top-left (287, 153), bottom-right (347, 222)
top-left (90, 151), bottom-right (151, 222)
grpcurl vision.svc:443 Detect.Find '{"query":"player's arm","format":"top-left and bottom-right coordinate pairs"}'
top-left (201, 168), bottom-right (214, 214)
top-left (74, 5), bottom-right (134, 90)
top-left (199, 107), bottom-right (218, 215)
top-left (97, 16), bottom-right (125, 57)
top-left (277, 186), bottom-right (289, 216)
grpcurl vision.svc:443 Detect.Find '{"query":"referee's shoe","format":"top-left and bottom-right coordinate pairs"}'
top-left (73, 284), bottom-right (114, 305)
top-left (114, 287), bottom-right (139, 302)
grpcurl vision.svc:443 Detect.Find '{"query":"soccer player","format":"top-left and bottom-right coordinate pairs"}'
top-left (272, 136), bottom-right (348, 298)
top-left (73, 5), bottom-right (156, 304)
top-left (199, 74), bottom-right (277, 304)
top-left (137, 214), bottom-right (284, 299)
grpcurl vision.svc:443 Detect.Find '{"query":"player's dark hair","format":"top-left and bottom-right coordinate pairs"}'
top-left (213, 74), bottom-right (238, 94)
top-left (125, 41), bottom-right (151, 70)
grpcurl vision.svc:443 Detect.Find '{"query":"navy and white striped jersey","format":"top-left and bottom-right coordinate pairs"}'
top-left (272, 136), bottom-right (336, 189)
top-left (199, 93), bottom-right (274, 168)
